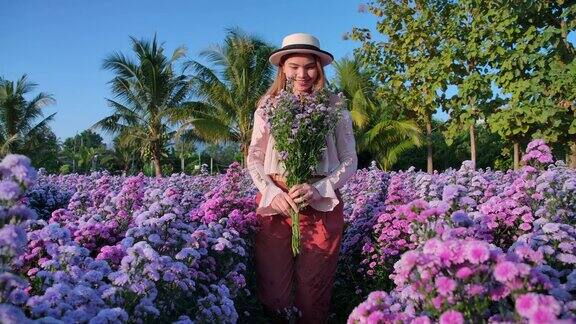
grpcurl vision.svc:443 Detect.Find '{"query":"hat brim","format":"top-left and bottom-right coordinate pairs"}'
top-left (269, 45), bottom-right (334, 66)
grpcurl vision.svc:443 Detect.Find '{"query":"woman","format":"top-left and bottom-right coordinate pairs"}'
top-left (247, 33), bottom-right (357, 323)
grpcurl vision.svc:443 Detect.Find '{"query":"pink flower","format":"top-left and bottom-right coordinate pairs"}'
top-left (513, 244), bottom-right (544, 263)
top-left (490, 285), bottom-right (510, 301)
top-left (432, 296), bottom-right (444, 309)
top-left (515, 293), bottom-right (538, 317)
top-left (436, 276), bottom-right (457, 296)
top-left (402, 250), bottom-right (419, 268)
top-left (536, 295), bottom-right (561, 317)
top-left (423, 238), bottom-right (443, 254)
top-left (531, 307), bottom-right (556, 323)
top-left (519, 222), bottom-right (532, 231)
top-left (439, 310), bottom-right (464, 324)
top-left (466, 284), bottom-right (486, 297)
top-left (366, 312), bottom-right (387, 322)
top-left (411, 316), bottom-right (432, 324)
top-left (420, 270), bottom-right (432, 280)
top-left (465, 241), bottom-right (490, 264)
top-left (493, 261), bottom-right (518, 282)
top-left (455, 267), bottom-right (474, 279)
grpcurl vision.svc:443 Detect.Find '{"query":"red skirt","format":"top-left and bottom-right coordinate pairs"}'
top-left (254, 177), bottom-right (344, 324)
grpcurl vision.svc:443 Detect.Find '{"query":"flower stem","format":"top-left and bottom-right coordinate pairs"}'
top-left (291, 209), bottom-right (300, 256)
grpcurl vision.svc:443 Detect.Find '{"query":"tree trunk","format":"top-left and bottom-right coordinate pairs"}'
top-left (180, 154), bottom-right (185, 173)
top-left (513, 141), bottom-right (520, 171)
top-left (469, 123), bottom-right (477, 168)
top-left (153, 157), bottom-right (162, 177)
top-left (569, 142), bottom-right (576, 169)
top-left (426, 116), bottom-right (434, 174)
top-left (151, 143), bottom-right (162, 177)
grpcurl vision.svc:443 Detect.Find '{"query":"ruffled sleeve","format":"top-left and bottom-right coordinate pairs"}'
top-left (310, 106), bottom-right (358, 212)
top-left (247, 103), bottom-right (284, 216)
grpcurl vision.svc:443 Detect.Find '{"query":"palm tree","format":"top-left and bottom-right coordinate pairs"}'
top-left (111, 130), bottom-right (142, 175)
top-left (175, 28), bottom-right (275, 165)
top-left (93, 35), bottom-right (192, 177)
top-left (173, 128), bottom-right (203, 173)
top-left (333, 58), bottom-right (423, 171)
top-left (0, 75), bottom-right (56, 155)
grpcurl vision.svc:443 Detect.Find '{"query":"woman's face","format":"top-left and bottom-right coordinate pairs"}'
top-left (281, 54), bottom-right (318, 94)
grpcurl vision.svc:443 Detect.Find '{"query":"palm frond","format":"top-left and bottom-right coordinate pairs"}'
top-left (24, 112), bottom-right (56, 138)
top-left (0, 133), bottom-right (19, 155)
top-left (377, 139), bottom-right (418, 170)
top-left (92, 114), bottom-right (128, 135)
top-left (349, 90), bottom-right (371, 129)
top-left (180, 115), bottom-right (235, 143)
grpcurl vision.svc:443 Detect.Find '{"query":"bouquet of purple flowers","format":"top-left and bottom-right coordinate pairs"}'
top-left (262, 82), bottom-right (344, 255)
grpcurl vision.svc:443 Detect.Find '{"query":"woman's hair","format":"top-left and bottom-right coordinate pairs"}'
top-left (257, 53), bottom-right (326, 107)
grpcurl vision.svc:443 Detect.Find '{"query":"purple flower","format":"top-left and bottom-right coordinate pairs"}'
top-left (451, 210), bottom-right (472, 227)
top-left (0, 224), bottom-right (27, 256)
top-left (442, 184), bottom-right (460, 202)
top-left (0, 304), bottom-right (31, 323)
top-left (89, 308), bottom-right (129, 324)
top-left (542, 223), bottom-right (560, 233)
top-left (557, 253), bottom-right (576, 264)
top-left (0, 154), bottom-right (37, 187)
top-left (0, 180), bottom-right (21, 201)
top-left (278, 151), bottom-right (289, 161)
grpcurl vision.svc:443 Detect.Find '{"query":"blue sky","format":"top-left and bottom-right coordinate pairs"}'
top-left (1, 2), bottom-right (574, 145)
top-left (1, 0), bottom-right (374, 143)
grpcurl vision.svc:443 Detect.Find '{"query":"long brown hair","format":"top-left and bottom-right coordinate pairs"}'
top-left (257, 53), bottom-right (326, 107)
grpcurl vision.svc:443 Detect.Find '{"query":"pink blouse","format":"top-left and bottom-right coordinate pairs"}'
top-left (247, 94), bottom-right (358, 216)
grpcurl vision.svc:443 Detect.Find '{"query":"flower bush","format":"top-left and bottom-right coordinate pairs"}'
top-left (0, 138), bottom-right (572, 323)
top-left (0, 155), bottom-right (38, 321)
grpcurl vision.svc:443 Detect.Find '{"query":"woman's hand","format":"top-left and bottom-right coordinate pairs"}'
top-left (288, 183), bottom-right (322, 207)
top-left (270, 192), bottom-right (299, 217)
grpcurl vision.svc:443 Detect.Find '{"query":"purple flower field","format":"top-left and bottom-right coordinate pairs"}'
top-left (1, 139), bottom-right (575, 323)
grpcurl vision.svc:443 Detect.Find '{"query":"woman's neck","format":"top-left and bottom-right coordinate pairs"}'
top-left (293, 89), bottom-right (313, 96)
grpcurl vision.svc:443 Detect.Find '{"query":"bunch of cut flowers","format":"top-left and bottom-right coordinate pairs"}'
top-left (261, 79), bottom-right (343, 255)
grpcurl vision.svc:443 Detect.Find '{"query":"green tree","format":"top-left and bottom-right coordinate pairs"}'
top-left (443, 0), bottom-right (504, 166)
top-left (0, 74), bottom-right (56, 155)
top-left (349, 1), bottom-right (457, 173)
top-left (173, 129), bottom-right (203, 173)
top-left (21, 125), bottom-right (61, 173)
top-left (332, 58), bottom-right (422, 170)
top-left (62, 129), bottom-right (105, 152)
top-left (484, 1), bottom-right (576, 169)
top-left (175, 28), bottom-right (275, 165)
top-left (111, 130), bottom-right (143, 175)
top-left (204, 141), bottom-right (241, 173)
top-left (61, 130), bottom-right (107, 173)
top-left (394, 119), bottom-right (507, 171)
top-left (94, 35), bottom-right (192, 177)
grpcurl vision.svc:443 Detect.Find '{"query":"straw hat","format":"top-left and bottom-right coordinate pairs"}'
top-left (269, 33), bottom-right (334, 66)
